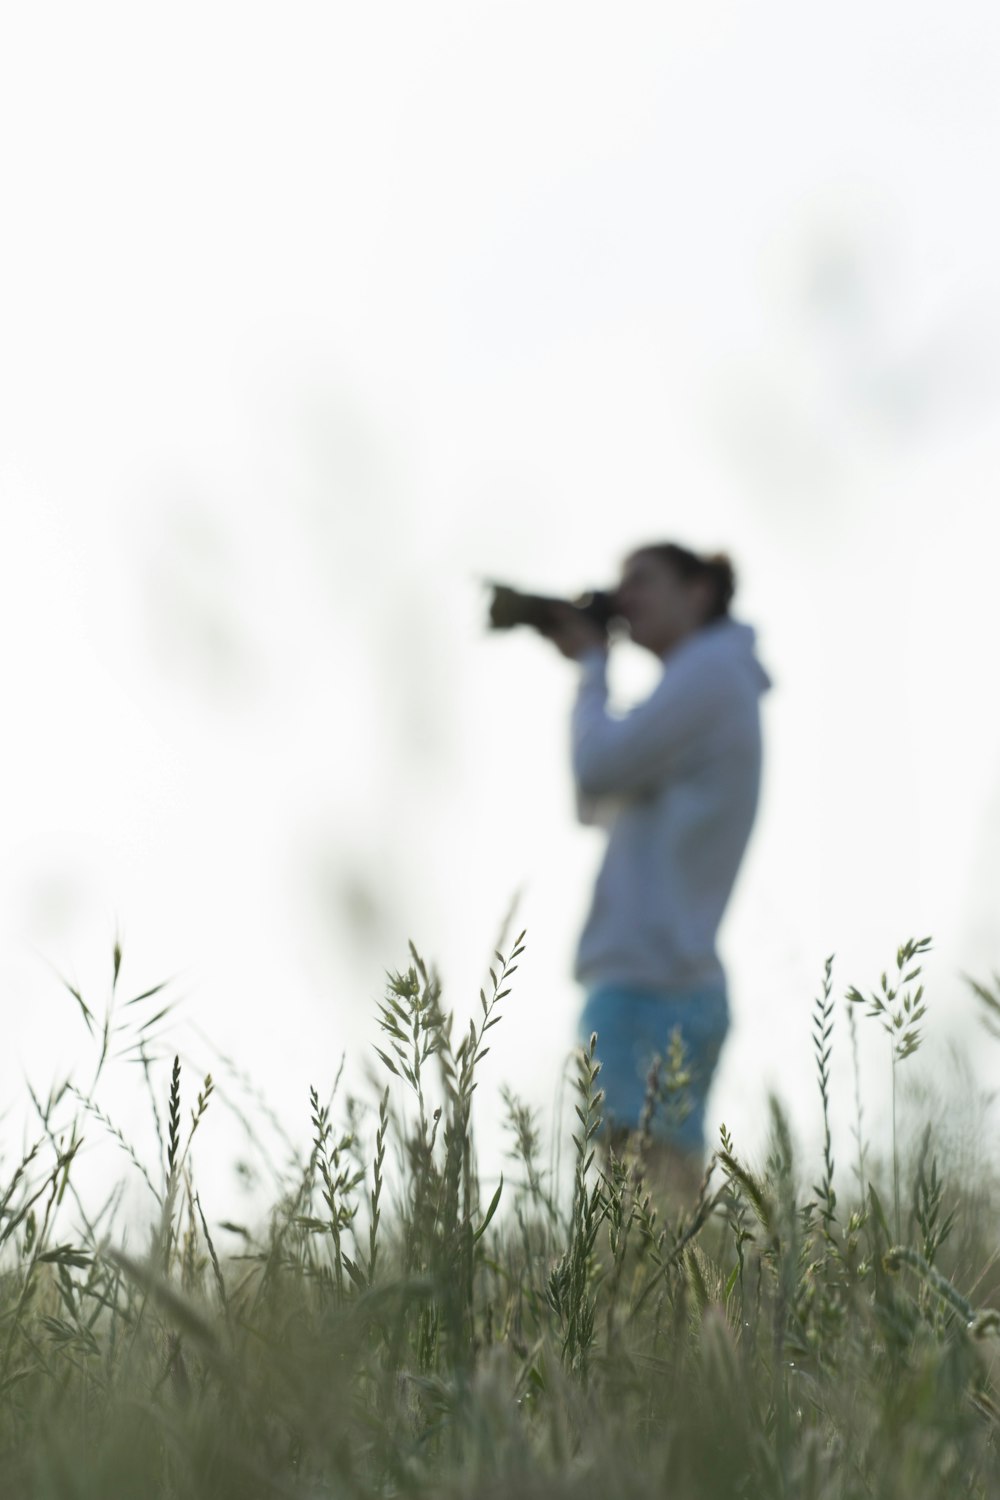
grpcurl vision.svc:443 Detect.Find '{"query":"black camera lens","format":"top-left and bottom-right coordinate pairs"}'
top-left (486, 583), bottom-right (620, 634)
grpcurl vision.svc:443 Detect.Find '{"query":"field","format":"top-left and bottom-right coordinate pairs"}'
top-left (4, 931), bottom-right (1000, 1498)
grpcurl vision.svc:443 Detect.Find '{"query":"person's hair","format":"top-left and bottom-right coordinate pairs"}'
top-left (629, 542), bottom-right (736, 622)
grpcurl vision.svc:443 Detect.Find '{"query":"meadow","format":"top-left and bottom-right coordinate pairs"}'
top-left (4, 929), bottom-right (1000, 1498)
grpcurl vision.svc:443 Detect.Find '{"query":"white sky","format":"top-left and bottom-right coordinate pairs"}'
top-left (3, 1), bottom-right (1000, 1221)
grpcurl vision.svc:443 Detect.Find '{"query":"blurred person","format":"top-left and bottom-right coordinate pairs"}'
top-left (542, 543), bottom-right (771, 1185)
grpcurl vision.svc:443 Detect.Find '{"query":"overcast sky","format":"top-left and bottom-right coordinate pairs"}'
top-left (3, 2), bottom-right (1000, 1218)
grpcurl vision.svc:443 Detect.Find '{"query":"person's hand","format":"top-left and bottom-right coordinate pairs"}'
top-left (540, 604), bottom-right (610, 661)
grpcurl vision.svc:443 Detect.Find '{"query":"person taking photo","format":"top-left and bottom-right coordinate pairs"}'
top-left (541, 541), bottom-right (771, 1182)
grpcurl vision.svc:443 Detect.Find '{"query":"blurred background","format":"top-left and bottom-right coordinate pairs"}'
top-left (2, 1), bottom-right (999, 1220)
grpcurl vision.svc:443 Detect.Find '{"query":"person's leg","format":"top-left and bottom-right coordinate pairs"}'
top-left (649, 987), bottom-right (730, 1158)
top-left (630, 988), bottom-right (728, 1201)
top-left (578, 984), bottom-right (728, 1143)
top-left (577, 985), bottom-right (651, 1139)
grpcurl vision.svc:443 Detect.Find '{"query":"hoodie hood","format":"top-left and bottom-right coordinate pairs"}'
top-left (666, 616), bottom-right (773, 696)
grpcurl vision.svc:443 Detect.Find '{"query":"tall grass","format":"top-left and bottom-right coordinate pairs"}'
top-left (3, 930), bottom-right (1000, 1497)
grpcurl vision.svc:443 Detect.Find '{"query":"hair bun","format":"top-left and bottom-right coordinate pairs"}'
top-left (703, 552), bottom-right (736, 611)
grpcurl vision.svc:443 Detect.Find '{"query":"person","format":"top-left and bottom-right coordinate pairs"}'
top-left (542, 542), bottom-right (771, 1178)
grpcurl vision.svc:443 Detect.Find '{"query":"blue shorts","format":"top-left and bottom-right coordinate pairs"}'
top-left (577, 983), bottom-right (729, 1154)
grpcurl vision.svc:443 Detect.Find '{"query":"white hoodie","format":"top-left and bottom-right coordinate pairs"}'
top-left (571, 617), bottom-right (771, 993)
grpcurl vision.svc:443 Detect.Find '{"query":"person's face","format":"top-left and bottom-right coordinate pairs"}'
top-left (614, 551), bottom-right (710, 656)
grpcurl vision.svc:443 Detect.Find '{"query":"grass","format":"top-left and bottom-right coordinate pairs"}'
top-left (3, 929), bottom-right (1000, 1497)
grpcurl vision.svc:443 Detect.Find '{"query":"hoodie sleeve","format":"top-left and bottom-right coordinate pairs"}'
top-left (571, 640), bottom-right (727, 798)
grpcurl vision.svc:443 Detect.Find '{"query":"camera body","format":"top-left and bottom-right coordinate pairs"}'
top-left (486, 582), bottom-right (621, 635)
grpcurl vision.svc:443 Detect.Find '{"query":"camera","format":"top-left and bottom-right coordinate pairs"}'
top-left (486, 582), bottom-right (622, 636)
